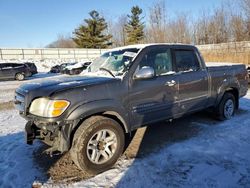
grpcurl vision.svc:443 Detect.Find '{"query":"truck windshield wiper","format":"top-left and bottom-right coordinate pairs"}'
top-left (99, 67), bottom-right (115, 78)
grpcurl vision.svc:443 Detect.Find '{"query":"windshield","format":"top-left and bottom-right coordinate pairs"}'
top-left (85, 48), bottom-right (140, 77)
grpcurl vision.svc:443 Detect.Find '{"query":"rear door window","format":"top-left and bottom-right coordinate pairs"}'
top-left (174, 50), bottom-right (200, 72)
top-left (1, 63), bottom-right (13, 69)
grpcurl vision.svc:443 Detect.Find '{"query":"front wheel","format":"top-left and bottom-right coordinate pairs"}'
top-left (70, 116), bottom-right (125, 175)
top-left (215, 92), bottom-right (236, 120)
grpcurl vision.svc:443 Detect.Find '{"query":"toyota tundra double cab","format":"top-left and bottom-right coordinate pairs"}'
top-left (14, 44), bottom-right (248, 175)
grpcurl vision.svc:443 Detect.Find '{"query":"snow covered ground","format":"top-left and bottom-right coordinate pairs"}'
top-left (0, 91), bottom-right (250, 187)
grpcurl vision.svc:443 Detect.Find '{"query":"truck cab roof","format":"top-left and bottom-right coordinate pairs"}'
top-left (107, 43), bottom-right (197, 53)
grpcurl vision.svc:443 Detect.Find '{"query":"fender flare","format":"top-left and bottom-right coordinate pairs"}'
top-left (66, 99), bottom-right (129, 133)
top-left (215, 78), bottom-right (240, 106)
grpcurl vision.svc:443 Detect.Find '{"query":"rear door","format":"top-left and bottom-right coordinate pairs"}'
top-left (129, 47), bottom-right (179, 128)
top-left (173, 49), bottom-right (209, 113)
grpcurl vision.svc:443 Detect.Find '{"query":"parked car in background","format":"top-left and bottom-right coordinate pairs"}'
top-left (24, 62), bottom-right (38, 75)
top-left (64, 61), bottom-right (91, 75)
top-left (49, 65), bottom-right (61, 73)
top-left (49, 62), bottom-right (77, 73)
top-left (49, 62), bottom-right (91, 75)
top-left (0, 63), bottom-right (31, 81)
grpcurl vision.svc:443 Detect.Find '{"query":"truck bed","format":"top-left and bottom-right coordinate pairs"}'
top-left (206, 62), bottom-right (248, 100)
top-left (206, 62), bottom-right (245, 66)
top-left (206, 62), bottom-right (246, 69)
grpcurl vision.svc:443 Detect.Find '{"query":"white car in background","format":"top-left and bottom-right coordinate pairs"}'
top-left (62, 61), bottom-right (91, 75)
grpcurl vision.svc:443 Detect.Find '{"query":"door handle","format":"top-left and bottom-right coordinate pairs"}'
top-left (165, 80), bottom-right (176, 86)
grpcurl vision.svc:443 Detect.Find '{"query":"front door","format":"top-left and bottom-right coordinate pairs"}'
top-left (128, 47), bottom-right (179, 128)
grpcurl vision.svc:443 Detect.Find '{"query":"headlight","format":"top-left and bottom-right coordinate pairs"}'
top-left (29, 98), bottom-right (70, 118)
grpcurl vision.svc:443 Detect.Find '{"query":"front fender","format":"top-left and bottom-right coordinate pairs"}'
top-left (66, 99), bottom-right (129, 132)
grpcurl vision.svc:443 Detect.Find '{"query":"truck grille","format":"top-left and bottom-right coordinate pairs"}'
top-left (14, 91), bottom-right (25, 113)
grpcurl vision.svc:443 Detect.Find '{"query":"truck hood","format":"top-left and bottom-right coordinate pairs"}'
top-left (16, 75), bottom-right (120, 99)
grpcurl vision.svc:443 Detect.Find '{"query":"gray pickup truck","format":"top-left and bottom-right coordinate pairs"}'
top-left (14, 44), bottom-right (248, 175)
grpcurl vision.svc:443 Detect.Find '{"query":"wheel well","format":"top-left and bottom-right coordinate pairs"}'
top-left (69, 111), bottom-right (128, 149)
top-left (225, 88), bottom-right (239, 109)
top-left (102, 111), bottom-right (128, 133)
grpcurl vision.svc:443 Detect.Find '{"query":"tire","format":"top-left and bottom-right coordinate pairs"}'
top-left (70, 116), bottom-right (125, 175)
top-left (15, 73), bottom-right (25, 81)
top-left (215, 92), bottom-right (236, 120)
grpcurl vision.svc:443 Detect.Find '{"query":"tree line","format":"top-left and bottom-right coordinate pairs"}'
top-left (47, 0), bottom-right (250, 48)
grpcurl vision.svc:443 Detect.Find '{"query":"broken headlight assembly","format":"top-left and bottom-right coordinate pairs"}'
top-left (29, 98), bottom-right (70, 118)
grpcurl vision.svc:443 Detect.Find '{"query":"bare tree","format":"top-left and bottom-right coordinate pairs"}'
top-left (167, 13), bottom-right (192, 44)
top-left (229, 14), bottom-right (248, 42)
top-left (47, 34), bottom-right (76, 48)
top-left (110, 15), bottom-right (127, 47)
top-left (147, 0), bottom-right (167, 43)
top-left (241, 0), bottom-right (250, 18)
top-left (194, 10), bottom-right (211, 44)
top-left (241, 0), bottom-right (250, 40)
top-left (208, 6), bottom-right (230, 44)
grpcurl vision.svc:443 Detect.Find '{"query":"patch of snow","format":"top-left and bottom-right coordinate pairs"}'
top-left (0, 93), bottom-right (250, 187)
top-left (0, 110), bottom-right (44, 187)
top-left (206, 62), bottom-right (245, 67)
top-left (65, 62), bottom-right (90, 70)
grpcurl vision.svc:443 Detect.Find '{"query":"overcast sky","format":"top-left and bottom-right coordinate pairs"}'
top-left (0, 0), bottom-right (225, 48)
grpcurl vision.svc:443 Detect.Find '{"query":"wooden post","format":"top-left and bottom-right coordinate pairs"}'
top-left (0, 49), bottom-right (2, 60)
top-left (58, 49), bottom-right (60, 59)
top-left (22, 49), bottom-right (25, 59)
top-left (41, 49), bottom-right (43, 59)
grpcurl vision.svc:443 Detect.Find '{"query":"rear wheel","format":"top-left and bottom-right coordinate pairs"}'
top-left (70, 116), bottom-right (125, 175)
top-left (15, 73), bottom-right (25, 81)
top-left (215, 92), bottom-right (236, 120)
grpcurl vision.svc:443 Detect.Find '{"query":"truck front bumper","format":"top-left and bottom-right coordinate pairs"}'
top-left (25, 121), bottom-right (37, 145)
top-left (24, 120), bottom-right (78, 153)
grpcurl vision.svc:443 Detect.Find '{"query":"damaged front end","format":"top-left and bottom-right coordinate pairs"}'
top-left (14, 87), bottom-right (78, 155)
top-left (25, 120), bottom-right (78, 155)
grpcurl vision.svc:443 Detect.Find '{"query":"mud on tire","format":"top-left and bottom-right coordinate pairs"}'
top-left (70, 116), bottom-right (125, 175)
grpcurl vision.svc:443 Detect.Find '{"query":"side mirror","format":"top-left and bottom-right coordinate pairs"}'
top-left (134, 66), bottom-right (155, 80)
